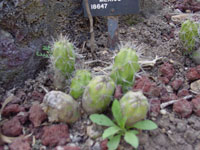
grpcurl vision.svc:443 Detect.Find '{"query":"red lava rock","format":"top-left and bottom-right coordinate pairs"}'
top-left (173, 99), bottom-right (193, 118)
top-left (160, 87), bottom-right (170, 102)
top-left (159, 77), bottom-right (170, 84)
top-left (133, 76), bottom-right (159, 97)
top-left (41, 124), bottom-right (70, 147)
top-left (2, 117), bottom-right (22, 136)
top-left (55, 146), bottom-right (81, 150)
top-left (177, 89), bottom-right (189, 97)
top-left (16, 111), bottom-right (29, 124)
top-left (9, 137), bottom-right (31, 150)
top-left (159, 62), bottom-right (175, 80)
top-left (100, 139), bottom-right (108, 150)
top-left (114, 85), bottom-right (123, 100)
top-left (191, 96), bottom-right (200, 117)
top-left (29, 104), bottom-right (47, 127)
top-left (2, 104), bottom-right (25, 117)
top-left (186, 67), bottom-right (200, 81)
top-left (149, 98), bottom-right (161, 113)
top-left (31, 91), bottom-right (45, 101)
top-left (171, 79), bottom-right (183, 91)
top-left (0, 146), bottom-right (3, 150)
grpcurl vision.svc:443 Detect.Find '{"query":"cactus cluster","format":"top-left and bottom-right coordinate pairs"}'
top-left (110, 47), bottom-right (140, 92)
top-left (179, 20), bottom-right (200, 53)
top-left (70, 70), bottom-right (92, 99)
top-left (82, 75), bottom-right (115, 114)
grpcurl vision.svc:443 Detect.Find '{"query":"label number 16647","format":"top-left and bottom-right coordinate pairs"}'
top-left (91, 3), bottom-right (108, 10)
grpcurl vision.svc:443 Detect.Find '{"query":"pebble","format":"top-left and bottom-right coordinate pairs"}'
top-left (87, 125), bottom-right (102, 139)
top-left (160, 109), bottom-right (167, 115)
top-left (190, 80), bottom-right (200, 93)
top-left (177, 122), bottom-right (186, 132)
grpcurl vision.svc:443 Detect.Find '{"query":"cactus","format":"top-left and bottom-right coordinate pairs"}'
top-left (110, 47), bottom-right (140, 92)
top-left (179, 20), bottom-right (200, 53)
top-left (119, 91), bottom-right (149, 127)
top-left (51, 36), bottom-right (75, 76)
top-left (82, 75), bottom-right (115, 114)
top-left (70, 70), bottom-right (92, 99)
top-left (42, 91), bottom-right (80, 123)
top-left (50, 35), bottom-right (75, 89)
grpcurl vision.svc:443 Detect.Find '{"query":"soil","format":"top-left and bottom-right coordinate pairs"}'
top-left (1, 1), bottom-right (200, 150)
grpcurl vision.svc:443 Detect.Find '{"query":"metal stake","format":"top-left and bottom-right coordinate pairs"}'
top-left (107, 16), bottom-right (119, 50)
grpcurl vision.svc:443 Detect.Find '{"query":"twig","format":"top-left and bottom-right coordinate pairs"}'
top-left (84, 0), bottom-right (96, 57)
top-left (39, 85), bottom-right (49, 93)
top-left (160, 95), bottom-right (193, 109)
top-left (84, 60), bottom-right (111, 65)
top-left (139, 56), bottom-right (163, 67)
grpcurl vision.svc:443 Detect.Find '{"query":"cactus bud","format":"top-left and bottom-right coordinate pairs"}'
top-left (82, 76), bottom-right (115, 114)
top-left (120, 91), bottom-right (149, 126)
top-left (110, 47), bottom-right (140, 92)
top-left (42, 91), bottom-right (80, 123)
top-left (70, 70), bottom-right (92, 99)
top-left (179, 20), bottom-right (200, 53)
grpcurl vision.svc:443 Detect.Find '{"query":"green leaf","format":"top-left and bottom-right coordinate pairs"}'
top-left (103, 126), bottom-right (121, 139)
top-left (107, 135), bottom-right (121, 150)
top-left (112, 99), bottom-right (124, 128)
top-left (132, 120), bottom-right (158, 130)
top-left (90, 114), bottom-right (115, 126)
top-left (124, 131), bottom-right (139, 149)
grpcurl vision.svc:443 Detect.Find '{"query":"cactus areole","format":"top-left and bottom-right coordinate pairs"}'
top-left (82, 75), bottom-right (116, 114)
top-left (120, 91), bottom-right (149, 127)
top-left (52, 37), bottom-right (75, 77)
top-left (110, 48), bottom-right (140, 91)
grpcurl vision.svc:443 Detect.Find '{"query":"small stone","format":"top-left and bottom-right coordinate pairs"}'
top-left (173, 99), bottom-right (192, 118)
top-left (177, 122), bottom-right (186, 132)
top-left (186, 67), bottom-right (200, 81)
top-left (159, 62), bottom-right (175, 80)
top-left (31, 91), bottom-right (45, 101)
top-left (195, 143), bottom-right (200, 150)
top-left (149, 98), bottom-right (160, 114)
top-left (184, 129), bottom-right (197, 144)
top-left (159, 77), bottom-right (170, 84)
top-left (100, 140), bottom-right (108, 150)
top-left (29, 104), bottom-right (47, 127)
top-left (177, 89), bottom-right (189, 98)
top-left (55, 146), bottom-right (80, 150)
top-left (41, 124), bottom-right (70, 147)
top-left (86, 125), bottom-right (102, 139)
top-left (2, 104), bottom-right (25, 117)
top-left (133, 76), bottom-right (158, 97)
top-left (9, 137), bottom-right (31, 150)
top-left (190, 80), bottom-right (200, 93)
top-left (2, 117), bottom-right (22, 137)
top-left (92, 142), bottom-right (101, 150)
top-left (160, 109), bottom-right (167, 115)
top-left (16, 111), bottom-right (29, 124)
top-left (191, 96), bottom-right (200, 116)
top-left (171, 79), bottom-right (183, 91)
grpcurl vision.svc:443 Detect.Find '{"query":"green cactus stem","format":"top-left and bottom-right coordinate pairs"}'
top-left (42, 91), bottom-right (80, 123)
top-left (179, 20), bottom-right (200, 53)
top-left (120, 91), bottom-right (149, 127)
top-left (70, 70), bottom-right (92, 99)
top-left (82, 75), bottom-right (115, 114)
top-left (110, 47), bottom-right (140, 92)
